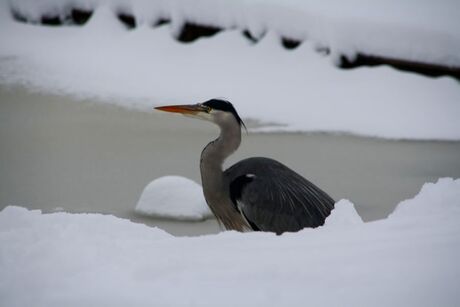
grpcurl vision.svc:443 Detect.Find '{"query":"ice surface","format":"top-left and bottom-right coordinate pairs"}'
top-left (135, 176), bottom-right (212, 221)
top-left (1, 178), bottom-right (459, 306)
top-left (0, 0), bottom-right (459, 140)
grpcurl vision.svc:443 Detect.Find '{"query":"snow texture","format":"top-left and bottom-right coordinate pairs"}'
top-left (323, 199), bottom-right (363, 228)
top-left (5, 0), bottom-right (460, 67)
top-left (390, 177), bottom-right (460, 221)
top-left (1, 178), bottom-right (459, 307)
top-left (0, 0), bottom-right (459, 140)
top-left (135, 176), bottom-right (212, 221)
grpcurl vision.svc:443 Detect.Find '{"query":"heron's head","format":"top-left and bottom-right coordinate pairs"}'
top-left (155, 99), bottom-right (246, 129)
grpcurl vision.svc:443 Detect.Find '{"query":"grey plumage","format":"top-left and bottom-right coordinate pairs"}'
top-left (155, 99), bottom-right (335, 234)
top-left (225, 157), bottom-right (334, 234)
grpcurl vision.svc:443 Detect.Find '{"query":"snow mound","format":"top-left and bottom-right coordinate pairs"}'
top-left (324, 199), bottom-right (363, 228)
top-left (390, 177), bottom-right (460, 221)
top-left (1, 178), bottom-right (459, 306)
top-left (135, 176), bottom-right (212, 221)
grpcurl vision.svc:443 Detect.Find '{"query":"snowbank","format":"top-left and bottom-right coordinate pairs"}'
top-left (5, 0), bottom-right (460, 68)
top-left (0, 1), bottom-right (459, 140)
top-left (390, 177), bottom-right (460, 221)
top-left (0, 1), bottom-right (460, 140)
top-left (1, 178), bottom-right (459, 306)
top-left (135, 176), bottom-right (212, 221)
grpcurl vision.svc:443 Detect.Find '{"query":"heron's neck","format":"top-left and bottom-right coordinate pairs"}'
top-left (201, 122), bottom-right (241, 171)
top-left (200, 120), bottom-right (245, 230)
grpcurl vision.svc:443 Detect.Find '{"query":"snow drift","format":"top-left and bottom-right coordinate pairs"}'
top-left (0, 178), bottom-right (459, 306)
top-left (0, 0), bottom-right (459, 140)
top-left (5, 0), bottom-right (460, 68)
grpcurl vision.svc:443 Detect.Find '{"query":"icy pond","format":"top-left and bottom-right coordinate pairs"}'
top-left (1, 85), bottom-right (460, 236)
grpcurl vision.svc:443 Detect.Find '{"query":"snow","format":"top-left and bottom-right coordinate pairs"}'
top-left (0, 0), bottom-right (460, 140)
top-left (5, 0), bottom-right (460, 67)
top-left (135, 176), bottom-right (212, 221)
top-left (1, 2), bottom-right (458, 304)
top-left (1, 178), bottom-right (459, 306)
top-left (390, 177), bottom-right (460, 221)
top-left (323, 199), bottom-right (363, 228)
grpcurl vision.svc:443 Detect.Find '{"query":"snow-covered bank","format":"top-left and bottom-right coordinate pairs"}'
top-left (0, 1), bottom-right (459, 140)
top-left (6, 0), bottom-right (460, 68)
top-left (1, 178), bottom-right (459, 306)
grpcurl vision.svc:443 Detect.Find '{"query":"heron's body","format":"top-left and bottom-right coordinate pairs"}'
top-left (225, 157), bottom-right (334, 234)
top-left (156, 99), bottom-right (334, 234)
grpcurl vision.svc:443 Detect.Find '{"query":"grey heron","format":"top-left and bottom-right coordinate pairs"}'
top-left (155, 99), bottom-right (334, 234)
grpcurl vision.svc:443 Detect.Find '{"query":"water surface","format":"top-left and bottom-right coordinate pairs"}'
top-left (1, 85), bottom-right (459, 235)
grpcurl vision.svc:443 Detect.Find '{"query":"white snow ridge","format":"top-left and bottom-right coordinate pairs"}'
top-left (1, 178), bottom-right (459, 307)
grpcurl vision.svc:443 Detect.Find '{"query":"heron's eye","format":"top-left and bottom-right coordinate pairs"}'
top-left (205, 106), bottom-right (212, 113)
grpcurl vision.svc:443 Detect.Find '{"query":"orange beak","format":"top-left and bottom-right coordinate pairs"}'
top-left (154, 104), bottom-right (209, 115)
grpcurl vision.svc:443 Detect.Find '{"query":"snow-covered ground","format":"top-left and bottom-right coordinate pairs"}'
top-left (1, 178), bottom-right (459, 306)
top-left (1, 0), bottom-right (460, 140)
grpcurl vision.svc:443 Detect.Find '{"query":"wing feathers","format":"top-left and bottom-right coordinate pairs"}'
top-left (226, 157), bottom-right (334, 234)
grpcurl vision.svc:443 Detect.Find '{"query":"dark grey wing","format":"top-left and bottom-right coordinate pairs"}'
top-left (225, 157), bottom-right (334, 234)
